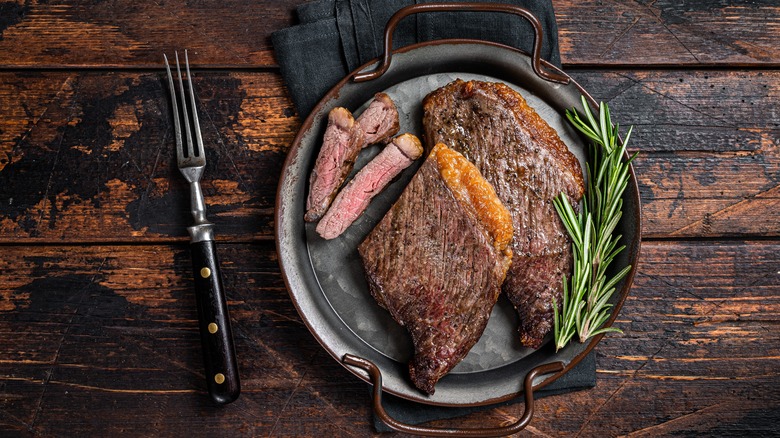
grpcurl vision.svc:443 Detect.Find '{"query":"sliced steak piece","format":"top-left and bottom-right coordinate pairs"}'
top-left (356, 92), bottom-right (400, 146)
top-left (316, 133), bottom-right (423, 240)
top-left (305, 107), bottom-right (364, 222)
top-left (358, 143), bottom-right (513, 395)
top-left (422, 80), bottom-right (585, 349)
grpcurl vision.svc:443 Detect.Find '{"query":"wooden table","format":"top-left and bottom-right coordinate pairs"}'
top-left (1, 1), bottom-right (778, 436)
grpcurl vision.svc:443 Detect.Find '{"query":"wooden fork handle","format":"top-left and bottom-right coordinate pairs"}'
top-left (191, 239), bottom-right (241, 404)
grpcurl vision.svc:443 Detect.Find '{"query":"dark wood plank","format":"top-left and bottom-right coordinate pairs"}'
top-left (572, 69), bottom-right (780, 238)
top-left (556, 0), bottom-right (780, 66)
top-left (1, 70), bottom-right (777, 242)
top-left (0, 241), bottom-right (778, 436)
top-left (1, 1), bottom-right (776, 436)
top-left (0, 0), bottom-right (301, 68)
top-left (0, 1), bottom-right (778, 68)
top-left (0, 71), bottom-right (298, 242)
top-left (0, 243), bottom-right (370, 436)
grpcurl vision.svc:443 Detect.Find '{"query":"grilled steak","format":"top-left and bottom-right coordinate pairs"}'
top-left (356, 92), bottom-right (400, 146)
top-left (305, 107), bottom-right (364, 222)
top-left (316, 133), bottom-right (423, 240)
top-left (422, 80), bottom-right (585, 349)
top-left (358, 143), bottom-right (513, 394)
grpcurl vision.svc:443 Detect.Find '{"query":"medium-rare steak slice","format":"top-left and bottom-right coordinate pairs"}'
top-left (422, 80), bottom-right (585, 349)
top-left (316, 133), bottom-right (423, 240)
top-left (358, 143), bottom-right (513, 395)
top-left (305, 107), bottom-right (364, 222)
top-left (356, 92), bottom-right (400, 146)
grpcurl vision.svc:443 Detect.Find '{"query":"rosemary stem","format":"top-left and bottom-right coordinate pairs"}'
top-left (554, 97), bottom-right (635, 352)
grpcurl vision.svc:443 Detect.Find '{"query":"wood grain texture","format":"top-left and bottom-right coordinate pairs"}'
top-left (0, 1), bottom-right (778, 68)
top-left (572, 69), bottom-right (780, 238)
top-left (0, 243), bottom-right (370, 436)
top-left (0, 71), bottom-right (298, 242)
top-left (0, 241), bottom-right (777, 436)
top-left (0, 0), bottom-right (300, 68)
top-left (1, 70), bottom-right (778, 241)
top-left (555, 0), bottom-right (780, 66)
top-left (1, 1), bottom-right (779, 436)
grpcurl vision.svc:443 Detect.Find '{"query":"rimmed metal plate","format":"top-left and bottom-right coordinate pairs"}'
top-left (275, 41), bottom-right (640, 406)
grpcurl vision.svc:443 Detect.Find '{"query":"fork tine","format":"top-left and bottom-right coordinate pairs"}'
top-left (164, 54), bottom-right (184, 163)
top-left (185, 51), bottom-right (205, 159)
top-left (175, 51), bottom-right (195, 160)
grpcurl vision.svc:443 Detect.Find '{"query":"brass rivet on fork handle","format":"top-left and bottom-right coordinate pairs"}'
top-left (165, 50), bottom-right (241, 405)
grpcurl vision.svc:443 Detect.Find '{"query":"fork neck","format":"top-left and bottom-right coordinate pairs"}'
top-left (188, 180), bottom-right (214, 243)
top-left (190, 181), bottom-right (211, 226)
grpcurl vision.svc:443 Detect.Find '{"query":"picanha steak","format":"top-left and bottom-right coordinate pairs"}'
top-left (316, 133), bottom-right (423, 240)
top-left (422, 80), bottom-right (585, 349)
top-left (305, 107), bottom-right (364, 222)
top-left (306, 94), bottom-right (400, 223)
top-left (358, 143), bottom-right (513, 395)
top-left (356, 92), bottom-right (400, 146)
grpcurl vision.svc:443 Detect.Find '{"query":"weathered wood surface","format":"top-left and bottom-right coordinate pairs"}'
top-left (0, 71), bottom-right (296, 242)
top-left (557, 0), bottom-right (780, 66)
top-left (0, 0), bottom-right (299, 68)
top-left (0, 1), bottom-right (778, 68)
top-left (0, 242), bottom-right (778, 436)
top-left (571, 69), bottom-right (780, 239)
top-left (2, 0), bottom-right (779, 436)
top-left (1, 70), bottom-right (778, 242)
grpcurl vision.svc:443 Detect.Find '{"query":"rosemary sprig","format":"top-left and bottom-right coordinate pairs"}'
top-left (553, 96), bottom-right (637, 352)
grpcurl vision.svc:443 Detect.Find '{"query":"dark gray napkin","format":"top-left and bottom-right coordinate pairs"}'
top-left (271, 0), bottom-right (594, 431)
top-left (272, 0), bottom-right (561, 117)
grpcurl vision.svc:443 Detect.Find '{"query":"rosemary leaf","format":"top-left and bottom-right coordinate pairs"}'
top-left (554, 97), bottom-right (636, 351)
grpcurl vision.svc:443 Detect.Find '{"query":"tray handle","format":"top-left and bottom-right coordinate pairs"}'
top-left (343, 354), bottom-right (565, 437)
top-left (352, 2), bottom-right (570, 85)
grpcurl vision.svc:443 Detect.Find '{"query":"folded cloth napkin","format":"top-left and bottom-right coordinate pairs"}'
top-left (272, 0), bottom-right (594, 431)
top-left (272, 0), bottom-right (561, 117)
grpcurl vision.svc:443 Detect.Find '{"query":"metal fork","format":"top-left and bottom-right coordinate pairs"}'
top-left (165, 51), bottom-right (240, 404)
